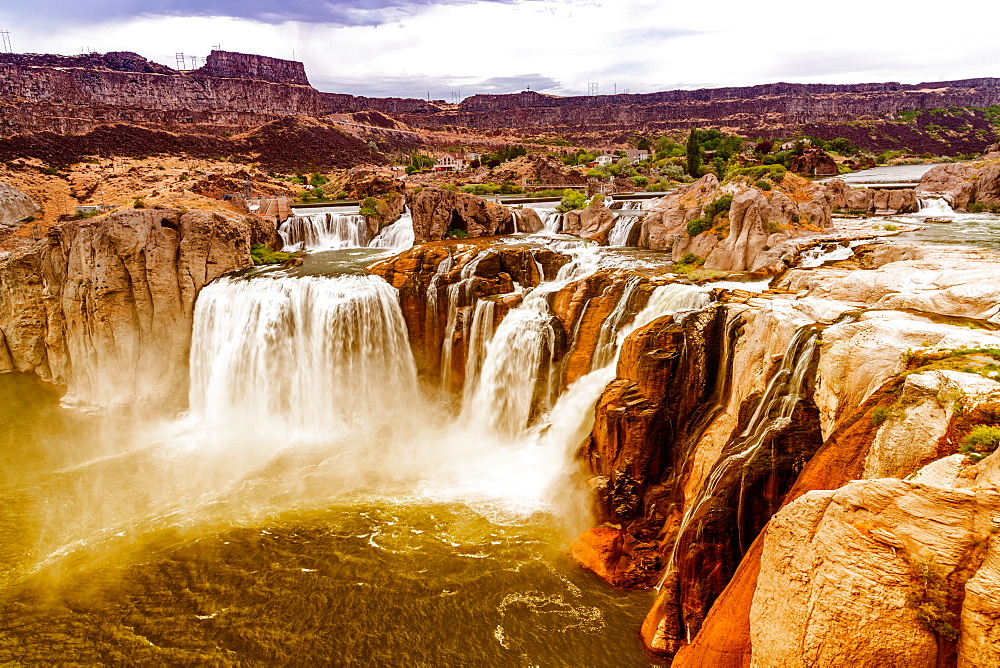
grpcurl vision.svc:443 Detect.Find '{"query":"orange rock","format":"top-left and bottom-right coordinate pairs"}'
top-left (570, 527), bottom-right (625, 585)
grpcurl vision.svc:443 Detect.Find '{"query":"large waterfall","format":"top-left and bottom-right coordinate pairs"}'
top-left (189, 275), bottom-right (419, 436)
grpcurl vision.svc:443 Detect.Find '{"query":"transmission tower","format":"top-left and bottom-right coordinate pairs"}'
top-left (587, 82), bottom-right (599, 96)
top-left (0, 31), bottom-right (12, 54)
top-left (175, 53), bottom-right (186, 70)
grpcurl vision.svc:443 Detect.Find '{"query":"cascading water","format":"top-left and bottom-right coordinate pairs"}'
top-left (660, 324), bottom-right (820, 603)
top-left (368, 213), bottom-right (415, 250)
top-left (915, 196), bottom-right (956, 216)
top-left (279, 212), bottom-right (371, 251)
top-left (604, 200), bottom-right (644, 246)
top-left (189, 275), bottom-right (419, 436)
top-left (537, 210), bottom-right (564, 234)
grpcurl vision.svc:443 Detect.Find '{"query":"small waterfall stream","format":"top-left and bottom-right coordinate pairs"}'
top-left (915, 196), bottom-right (956, 216)
top-left (607, 201), bottom-right (645, 246)
top-left (279, 213), bottom-right (371, 251)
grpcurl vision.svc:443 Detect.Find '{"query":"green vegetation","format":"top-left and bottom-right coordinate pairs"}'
top-left (404, 153), bottom-right (436, 174)
top-left (967, 202), bottom-right (985, 213)
top-left (727, 164), bottom-right (786, 183)
top-left (687, 193), bottom-right (734, 236)
top-left (906, 557), bottom-right (959, 641)
top-left (755, 179), bottom-right (772, 191)
top-left (444, 228), bottom-right (468, 239)
top-left (480, 145), bottom-right (527, 168)
top-left (556, 189), bottom-right (588, 213)
top-left (250, 243), bottom-right (295, 266)
top-left (884, 224), bottom-right (899, 231)
top-left (960, 426), bottom-right (1000, 461)
top-left (871, 406), bottom-right (892, 426)
top-left (132, 197), bottom-right (146, 209)
top-left (359, 197), bottom-right (379, 217)
top-left (685, 128), bottom-right (702, 177)
top-left (459, 182), bottom-right (524, 196)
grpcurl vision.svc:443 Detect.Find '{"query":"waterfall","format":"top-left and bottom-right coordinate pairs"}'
top-left (369, 214), bottom-right (415, 250)
top-left (279, 213), bottom-right (371, 251)
top-left (189, 275), bottom-right (418, 435)
top-left (537, 210), bottom-right (563, 235)
top-left (607, 215), bottom-right (642, 246)
top-left (916, 197), bottom-right (956, 217)
top-left (661, 325), bottom-right (819, 588)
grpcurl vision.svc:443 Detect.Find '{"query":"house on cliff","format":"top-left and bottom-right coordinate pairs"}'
top-left (433, 152), bottom-right (468, 171)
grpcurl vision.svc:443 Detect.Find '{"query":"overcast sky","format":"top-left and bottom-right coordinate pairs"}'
top-left (1, 1), bottom-right (997, 100)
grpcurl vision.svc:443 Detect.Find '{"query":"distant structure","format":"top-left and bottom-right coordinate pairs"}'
top-left (199, 50), bottom-right (309, 86)
top-left (587, 82), bottom-right (599, 95)
top-left (0, 30), bottom-right (12, 54)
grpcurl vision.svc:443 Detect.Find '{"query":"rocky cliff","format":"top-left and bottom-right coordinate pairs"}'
top-left (0, 182), bottom-right (38, 237)
top-left (918, 155), bottom-right (1000, 211)
top-left (2, 50), bottom-right (999, 159)
top-left (0, 208), bottom-right (277, 408)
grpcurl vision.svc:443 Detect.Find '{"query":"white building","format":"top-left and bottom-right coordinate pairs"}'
top-left (434, 152), bottom-right (468, 171)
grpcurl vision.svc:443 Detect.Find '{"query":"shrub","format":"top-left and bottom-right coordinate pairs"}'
top-left (661, 164), bottom-right (685, 181)
top-left (250, 243), bottom-right (294, 266)
top-left (679, 253), bottom-right (701, 265)
top-left (556, 189), bottom-right (587, 212)
top-left (967, 202), bottom-right (985, 213)
top-left (686, 217), bottom-right (712, 236)
top-left (632, 175), bottom-right (649, 188)
top-left (755, 179), bottom-right (772, 191)
top-left (359, 197), bottom-right (379, 216)
top-left (871, 406), bottom-right (892, 426)
top-left (764, 220), bottom-right (783, 234)
top-left (132, 197), bottom-right (146, 209)
top-left (444, 228), bottom-right (468, 239)
top-left (884, 224), bottom-right (899, 231)
top-left (960, 425), bottom-right (1000, 461)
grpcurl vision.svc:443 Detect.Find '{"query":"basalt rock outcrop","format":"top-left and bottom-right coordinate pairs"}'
top-left (918, 159), bottom-right (1000, 211)
top-left (562, 199), bottom-right (616, 243)
top-left (406, 188), bottom-right (530, 244)
top-left (0, 208), bottom-right (277, 408)
top-left (825, 177), bottom-right (918, 213)
top-left (606, 245), bottom-right (1000, 664)
top-left (638, 173), bottom-right (833, 271)
top-left (789, 148), bottom-right (839, 176)
top-left (0, 182), bottom-right (39, 237)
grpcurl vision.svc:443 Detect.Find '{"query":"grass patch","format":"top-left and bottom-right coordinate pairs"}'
top-left (250, 243), bottom-right (295, 266)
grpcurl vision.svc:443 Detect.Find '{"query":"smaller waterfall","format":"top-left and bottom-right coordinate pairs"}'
top-left (537, 210), bottom-right (563, 235)
top-left (607, 201), bottom-right (645, 246)
top-left (279, 213), bottom-right (371, 251)
top-left (916, 197), bottom-right (956, 217)
top-left (369, 214), bottom-right (415, 250)
top-left (661, 325), bottom-right (819, 587)
top-left (799, 240), bottom-right (866, 268)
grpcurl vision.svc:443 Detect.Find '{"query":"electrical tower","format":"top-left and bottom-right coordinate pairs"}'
top-left (587, 82), bottom-right (599, 96)
top-left (0, 31), bottom-right (12, 54)
top-left (175, 53), bottom-right (186, 70)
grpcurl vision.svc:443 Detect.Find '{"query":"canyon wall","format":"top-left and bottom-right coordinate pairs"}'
top-left (2, 50), bottom-right (999, 156)
top-left (0, 208), bottom-right (276, 408)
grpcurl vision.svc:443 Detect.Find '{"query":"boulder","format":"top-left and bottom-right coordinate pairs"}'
top-left (789, 148), bottom-right (839, 176)
top-left (407, 188), bottom-right (515, 243)
top-left (562, 199), bottom-right (615, 242)
top-left (0, 182), bottom-right (40, 237)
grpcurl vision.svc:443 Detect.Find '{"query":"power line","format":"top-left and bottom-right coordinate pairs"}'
top-left (0, 31), bottom-right (12, 54)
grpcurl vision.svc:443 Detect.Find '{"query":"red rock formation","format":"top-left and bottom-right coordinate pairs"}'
top-left (789, 148), bottom-right (839, 176)
top-left (406, 188), bottom-right (516, 244)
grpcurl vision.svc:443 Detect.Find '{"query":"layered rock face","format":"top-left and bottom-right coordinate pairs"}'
top-left (825, 178), bottom-right (918, 213)
top-left (0, 208), bottom-right (276, 408)
top-left (918, 158), bottom-right (1000, 210)
top-left (638, 174), bottom-right (833, 271)
top-left (612, 245), bottom-right (1000, 665)
top-left (0, 182), bottom-right (38, 236)
top-left (406, 188), bottom-right (534, 244)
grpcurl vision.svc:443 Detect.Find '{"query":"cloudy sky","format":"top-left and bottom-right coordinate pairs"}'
top-left (1, 1), bottom-right (996, 99)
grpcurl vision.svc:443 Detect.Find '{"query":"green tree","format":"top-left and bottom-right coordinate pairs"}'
top-left (686, 129), bottom-right (702, 177)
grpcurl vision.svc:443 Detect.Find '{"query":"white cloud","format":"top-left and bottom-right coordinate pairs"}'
top-left (1, 0), bottom-right (997, 99)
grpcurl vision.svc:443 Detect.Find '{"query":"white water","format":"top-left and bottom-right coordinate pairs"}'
top-left (607, 215), bottom-right (642, 246)
top-left (659, 326), bottom-right (819, 605)
top-left (279, 213), bottom-right (371, 251)
top-left (915, 196), bottom-right (957, 217)
top-left (799, 239), bottom-right (869, 268)
top-left (368, 213), bottom-right (415, 250)
top-left (189, 275), bottom-right (418, 435)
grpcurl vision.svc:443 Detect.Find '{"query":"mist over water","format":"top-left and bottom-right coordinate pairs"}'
top-left (0, 239), bottom-right (702, 664)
